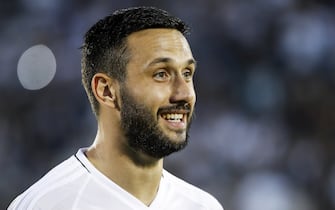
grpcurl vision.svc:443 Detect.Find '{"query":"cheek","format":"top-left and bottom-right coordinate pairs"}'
top-left (132, 85), bottom-right (169, 108)
top-left (148, 89), bottom-right (169, 108)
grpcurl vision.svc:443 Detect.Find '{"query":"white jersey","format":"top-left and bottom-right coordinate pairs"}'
top-left (8, 148), bottom-right (223, 210)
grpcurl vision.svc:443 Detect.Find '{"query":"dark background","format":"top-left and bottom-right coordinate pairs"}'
top-left (1, 0), bottom-right (335, 209)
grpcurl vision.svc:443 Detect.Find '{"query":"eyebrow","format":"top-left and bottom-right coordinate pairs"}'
top-left (147, 57), bottom-right (197, 68)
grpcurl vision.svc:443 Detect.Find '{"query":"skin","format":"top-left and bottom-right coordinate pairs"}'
top-left (86, 28), bottom-right (196, 206)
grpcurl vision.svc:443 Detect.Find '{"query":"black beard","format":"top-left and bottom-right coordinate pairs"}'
top-left (119, 85), bottom-right (192, 162)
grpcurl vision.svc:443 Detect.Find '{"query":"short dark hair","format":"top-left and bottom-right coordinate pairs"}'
top-left (81, 6), bottom-right (190, 117)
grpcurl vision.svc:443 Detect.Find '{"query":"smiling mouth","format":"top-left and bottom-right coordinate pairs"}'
top-left (159, 108), bottom-right (190, 131)
top-left (158, 104), bottom-right (191, 129)
top-left (161, 113), bottom-right (184, 122)
top-left (159, 112), bottom-right (187, 132)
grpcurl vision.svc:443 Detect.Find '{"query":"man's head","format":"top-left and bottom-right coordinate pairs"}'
top-left (81, 7), bottom-right (196, 160)
top-left (81, 6), bottom-right (190, 116)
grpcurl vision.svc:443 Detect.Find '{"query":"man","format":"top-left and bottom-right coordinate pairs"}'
top-left (8, 6), bottom-right (223, 210)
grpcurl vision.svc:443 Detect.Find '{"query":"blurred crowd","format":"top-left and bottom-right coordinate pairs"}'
top-left (1, 0), bottom-right (335, 209)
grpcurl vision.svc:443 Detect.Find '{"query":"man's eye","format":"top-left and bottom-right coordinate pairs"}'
top-left (153, 71), bottom-right (169, 80)
top-left (183, 70), bottom-right (193, 80)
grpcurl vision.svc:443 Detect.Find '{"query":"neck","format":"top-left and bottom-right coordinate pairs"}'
top-left (86, 126), bottom-right (163, 206)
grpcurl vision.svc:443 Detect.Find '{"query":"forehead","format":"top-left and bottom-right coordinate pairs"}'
top-left (126, 28), bottom-right (193, 64)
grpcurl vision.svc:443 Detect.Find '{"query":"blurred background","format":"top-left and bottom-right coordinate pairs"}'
top-left (1, 0), bottom-right (335, 209)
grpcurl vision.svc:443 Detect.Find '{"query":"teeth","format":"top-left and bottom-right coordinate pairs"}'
top-left (162, 113), bottom-right (183, 121)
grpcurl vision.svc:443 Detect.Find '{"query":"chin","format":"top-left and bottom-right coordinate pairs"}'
top-left (162, 128), bottom-right (186, 142)
top-left (170, 134), bottom-right (187, 144)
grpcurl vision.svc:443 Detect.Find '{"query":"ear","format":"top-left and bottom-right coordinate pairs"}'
top-left (91, 73), bottom-right (118, 109)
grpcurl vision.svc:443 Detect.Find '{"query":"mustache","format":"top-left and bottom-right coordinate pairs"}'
top-left (158, 102), bottom-right (191, 114)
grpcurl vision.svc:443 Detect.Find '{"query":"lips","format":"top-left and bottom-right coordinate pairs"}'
top-left (158, 107), bottom-right (190, 131)
top-left (161, 113), bottom-right (184, 122)
top-left (159, 113), bottom-right (187, 131)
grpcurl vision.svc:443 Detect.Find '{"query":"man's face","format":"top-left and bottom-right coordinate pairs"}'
top-left (120, 28), bottom-right (196, 159)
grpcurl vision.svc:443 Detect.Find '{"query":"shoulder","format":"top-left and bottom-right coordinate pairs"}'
top-left (8, 155), bottom-right (89, 210)
top-left (162, 170), bottom-right (224, 210)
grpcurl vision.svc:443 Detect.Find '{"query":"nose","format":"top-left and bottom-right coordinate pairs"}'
top-left (169, 75), bottom-right (195, 104)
